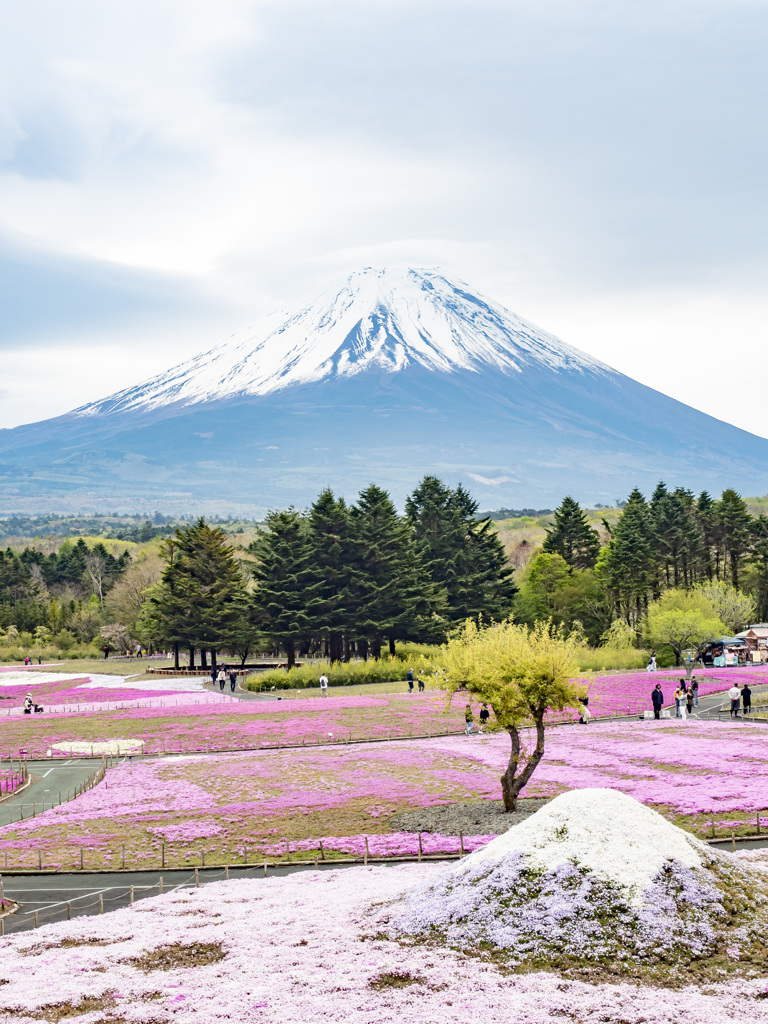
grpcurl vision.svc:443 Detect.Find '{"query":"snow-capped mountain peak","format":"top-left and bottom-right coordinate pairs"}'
top-left (77, 266), bottom-right (609, 416)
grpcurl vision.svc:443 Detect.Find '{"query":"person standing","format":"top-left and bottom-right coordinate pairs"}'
top-left (319, 673), bottom-right (329, 697)
top-left (647, 651), bottom-right (657, 673)
top-left (217, 668), bottom-right (226, 691)
top-left (210, 665), bottom-right (217, 686)
top-left (742, 683), bottom-right (752, 716)
top-left (406, 669), bottom-right (414, 693)
top-left (417, 675), bottom-right (425, 692)
top-left (464, 704), bottom-right (474, 735)
top-left (674, 686), bottom-right (683, 718)
top-left (691, 678), bottom-right (699, 707)
top-left (228, 668), bottom-right (237, 693)
top-left (102, 644), bottom-right (110, 660)
top-left (651, 684), bottom-right (664, 720)
top-left (479, 704), bottom-right (490, 732)
top-left (578, 697), bottom-right (592, 724)
top-left (728, 683), bottom-right (741, 718)
top-left (686, 688), bottom-right (694, 715)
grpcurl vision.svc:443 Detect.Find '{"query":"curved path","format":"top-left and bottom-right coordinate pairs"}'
top-left (0, 758), bottom-right (110, 829)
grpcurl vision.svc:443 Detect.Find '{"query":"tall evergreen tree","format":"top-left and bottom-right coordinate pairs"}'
top-left (542, 496), bottom-right (600, 570)
top-left (249, 510), bottom-right (319, 668)
top-left (351, 484), bottom-right (441, 657)
top-left (307, 488), bottom-right (355, 663)
top-left (716, 489), bottom-right (753, 588)
top-left (407, 476), bottom-right (516, 625)
top-left (149, 518), bottom-right (246, 668)
top-left (597, 488), bottom-right (655, 622)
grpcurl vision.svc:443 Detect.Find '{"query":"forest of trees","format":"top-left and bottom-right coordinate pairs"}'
top-left (143, 478), bottom-right (516, 667)
top-left (2, 479), bottom-right (767, 664)
top-left (516, 484), bottom-right (768, 645)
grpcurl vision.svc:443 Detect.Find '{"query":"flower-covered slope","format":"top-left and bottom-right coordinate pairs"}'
top-left (390, 789), bottom-right (768, 981)
top-left (0, 860), bottom-right (767, 1023)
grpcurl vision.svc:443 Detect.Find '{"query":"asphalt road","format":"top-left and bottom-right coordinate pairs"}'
top-left (0, 758), bottom-right (114, 828)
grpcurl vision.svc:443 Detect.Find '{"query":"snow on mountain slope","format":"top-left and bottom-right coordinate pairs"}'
top-left (76, 267), bottom-right (611, 416)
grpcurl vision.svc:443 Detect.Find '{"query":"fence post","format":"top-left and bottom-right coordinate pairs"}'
top-left (37, 849), bottom-right (42, 870)
top-left (130, 886), bottom-right (134, 905)
top-left (244, 844), bottom-right (248, 865)
top-left (161, 843), bottom-right (165, 869)
top-left (99, 894), bottom-right (104, 914)
top-left (122, 845), bottom-right (125, 870)
top-left (364, 836), bottom-right (369, 866)
top-left (0, 873), bottom-right (4, 911)
top-left (195, 868), bottom-right (199, 888)
top-left (758, 812), bottom-right (762, 836)
top-left (417, 832), bottom-right (422, 862)
top-left (285, 839), bottom-right (290, 862)
top-left (459, 832), bottom-right (465, 858)
top-left (67, 902), bottom-right (71, 921)
top-left (159, 877), bottom-right (163, 895)
top-left (34, 911), bottom-right (38, 928)
top-left (263, 859), bottom-right (268, 877)
top-left (225, 865), bottom-right (229, 880)
top-left (732, 832), bottom-right (736, 852)
top-left (201, 850), bottom-right (205, 867)
top-left (319, 840), bottom-right (325, 861)
top-left (80, 847), bottom-right (84, 870)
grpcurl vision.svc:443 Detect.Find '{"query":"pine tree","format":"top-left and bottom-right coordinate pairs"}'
top-left (407, 476), bottom-right (516, 625)
top-left (149, 519), bottom-right (246, 667)
top-left (716, 489), bottom-right (753, 588)
top-left (350, 484), bottom-right (441, 657)
top-left (597, 488), bottom-right (655, 622)
top-left (542, 496), bottom-right (600, 570)
top-left (307, 488), bottom-right (355, 663)
top-left (249, 510), bottom-right (319, 668)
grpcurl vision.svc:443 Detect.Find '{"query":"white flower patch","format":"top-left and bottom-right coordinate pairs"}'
top-left (48, 739), bottom-right (145, 756)
top-left (465, 788), bottom-right (703, 905)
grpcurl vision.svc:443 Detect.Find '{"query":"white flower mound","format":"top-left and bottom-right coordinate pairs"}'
top-left (469, 788), bottom-right (702, 905)
top-left (390, 788), bottom-right (764, 973)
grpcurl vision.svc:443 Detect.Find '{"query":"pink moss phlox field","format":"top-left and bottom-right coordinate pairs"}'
top-left (0, 868), bottom-right (765, 1023)
top-left (5, 720), bottom-right (768, 867)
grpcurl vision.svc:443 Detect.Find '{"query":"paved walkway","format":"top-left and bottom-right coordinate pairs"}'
top-left (0, 759), bottom-right (112, 828)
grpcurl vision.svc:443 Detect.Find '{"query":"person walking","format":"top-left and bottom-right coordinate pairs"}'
top-left (210, 665), bottom-right (217, 687)
top-left (728, 683), bottom-right (741, 718)
top-left (418, 675), bottom-right (425, 692)
top-left (742, 683), bottom-right (752, 716)
top-left (647, 651), bottom-right (657, 673)
top-left (319, 673), bottom-right (329, 697)
top-left (691, 678), bottom-right (699, 707)
top-left (217, 668), bottom-right (226, 691)
top-left (228, 668), bottom-right (237, 693)
top-left (479, 704), bottom-right (490, 732)
top-left (651, 684), bottom-right (664, 720)
top-left (686, 688), bottom-right (694, 715)
top-left (578, 697), bottom-right (591, 724)
top-left (406, 669), bottom-right (414, 693)
top-left (464, 704), bottom-right (474, 735)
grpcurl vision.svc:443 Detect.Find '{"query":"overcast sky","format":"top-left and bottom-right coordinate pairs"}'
top-left (1, 0), bottom-right (767, 434)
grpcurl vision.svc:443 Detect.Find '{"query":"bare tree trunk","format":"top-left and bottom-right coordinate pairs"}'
top-left (500, 714), bottom-right (546, 812)
top-left (388, 636), bottom-right (396, 657)
top-left (286, 641), bottom-right (296, 669)
top-left (188, 645), bottom-right (195, 670)
top-left (371, 638), bottom-right (382, 660)
top-left (200, 649), bottom-right (208, 670)
top-left (211, 649), bottom-right (217, 670)
top-left (173, 642), bottom-right (179, 670)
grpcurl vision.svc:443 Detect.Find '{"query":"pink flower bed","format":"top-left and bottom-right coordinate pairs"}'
top-left (5, 719), bottom-right (768, 868)
top-left (0, 868), bottom-right (765, 1022)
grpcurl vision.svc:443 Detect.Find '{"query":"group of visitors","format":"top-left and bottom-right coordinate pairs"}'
top-left (209, 666), bottom-right (239, 693)
top-left (23, 692), bottom-right (43, 714)
top-left (406, 669), bottom-right (426, 693)
top-left (464, 703), bottom-right (491, 735)
top-left (651, 679), bottom-right (700, 719)
top-left (728, 682), bottom-right (752, 718)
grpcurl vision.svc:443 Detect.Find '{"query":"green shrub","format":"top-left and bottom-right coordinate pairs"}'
top-left (246, 655), bottom-right (436, 691)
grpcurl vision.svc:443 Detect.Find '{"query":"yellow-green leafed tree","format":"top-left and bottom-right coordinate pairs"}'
top-left (440, 619), bottom-right (586, 811)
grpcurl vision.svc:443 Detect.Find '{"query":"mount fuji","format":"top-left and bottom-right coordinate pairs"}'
top-left (1, 266), bottom-right (767, 514)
